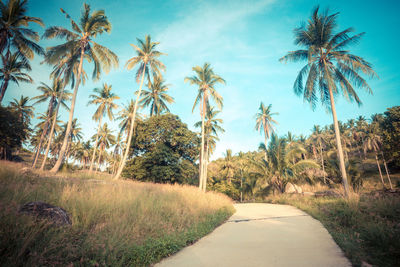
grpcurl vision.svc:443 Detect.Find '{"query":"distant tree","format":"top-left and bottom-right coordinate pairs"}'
top-left (122, 114), bottom-right (199, 184)
top-left (140, 74), bottom-right (174, 116)
top-left (280, 6), bottom-right (377, 198)
top-left (255, 102), bottom-right (278, 159)
top-left (381, 106), bottom-right (400, 169)
top-left (0, 105), bottom-right (27, 159)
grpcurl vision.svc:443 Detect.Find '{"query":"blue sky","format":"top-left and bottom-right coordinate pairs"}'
top-left (3, 0), bottom-right (400, 159)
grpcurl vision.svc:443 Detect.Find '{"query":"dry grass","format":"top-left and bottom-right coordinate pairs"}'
top-left (0, 161), bottom-right (234, 266)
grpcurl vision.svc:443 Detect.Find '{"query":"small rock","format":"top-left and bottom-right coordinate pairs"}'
top-left (19, 201), bottom-right (72, 226)
top-left (294, 184), bottom-right (303, 194)
top-left (284, 183), bottom-right (296, 194)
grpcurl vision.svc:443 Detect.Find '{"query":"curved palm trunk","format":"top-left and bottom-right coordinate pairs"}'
top-left (96, 146), bottom-right (103, 172)
top-left (380, 152), bottom-right (393, 190)
top-left (32, 101), bottom-right (54, 168)
top-left (50, 48), bottom-right (84, 173)
top-left (40, 89), bottom-right (64, 170)
top-left (328, 86), bottom-right (350, 198)
top-left (114, 67), bottom-right (146, 180)
top-left (0, 78), bottom-right (9, 104)
top-left (202, 139), bottom-right (209, 192)
top-left (374, 148), bottom-right (385, 189)
top-left (89, 116), bottom-right (103, 173)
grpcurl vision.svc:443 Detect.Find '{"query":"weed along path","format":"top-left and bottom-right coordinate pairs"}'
top-left (156, 203), bottom-right (351, 267)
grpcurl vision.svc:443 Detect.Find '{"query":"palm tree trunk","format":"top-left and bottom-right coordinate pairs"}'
top-left (40, 90), bottom-right (64, 171)
top-left (199, 92), bottom-right (206, 190)
top-left (0, 78), bottom-right (9, 104)
top-left (264, 134), bottom-right (268, 161)
top-left (97, 146), bottom-right (102, 172)
top-left (50, 48), bottom-right (84, 173)
top-left (32, 102), bottom-right (54, 168)
top-left (380, 152), bottom-right (393, 190)
top-left (319, 141), bottom-right (326, 184)
top-left (374, 150), bottom-right (385, 189)
top-left (114, 66), bottom-right (146, 180)
top-left (89, 116), bottom-right (103, 173)
top-left (328, 86), bottom-right (350, 198)
top-left (202, 139), bottom-right (209, 192)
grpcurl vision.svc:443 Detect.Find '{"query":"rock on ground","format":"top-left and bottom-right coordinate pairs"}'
top-left (19, 201), bottom-right (72, 226)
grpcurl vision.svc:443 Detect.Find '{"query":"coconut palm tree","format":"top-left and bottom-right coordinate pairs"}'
top-left (255, 102), bottom-right (278, 159)
top-left (140, 74), bottom-right (174, 116)
top-left (87, 83), bottom-right (119, 172)
top-left (0, 52), bottom-right (32, 103)
top-left (43, 3), bottom-right (118, 173)
top-left (280, 6), bottom-right (377, 198)
top-left (92, 122), bottom-right (115, 171)
top-left (117, 100), bottom-right (143, 141)
top-left (114, 35), bottom-right (165, 180)
top-left (194, 107), bottom-right (224, 191)
top-left (9, 94), bottom-right (33, 123)
top-left (185, 63), bottom-right (225, 191)
top-left (0, 0), bottom-right (44, 58)
top-left (31, 79), bottom-right (70, 167)
top-left (221, 149), bottom-right (235, 184)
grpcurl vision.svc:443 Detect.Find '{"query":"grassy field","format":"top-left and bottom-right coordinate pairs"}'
top-left (0, 161), bottom-right (234, 266)
top-left (264, 189), bottom-right (400, 267)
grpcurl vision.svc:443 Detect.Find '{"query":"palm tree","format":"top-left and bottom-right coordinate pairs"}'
top-left (194, 107), bottom-right (224, 191)
top-left (114, 35), bottom-right (165, 180)
top-left (31, 79), bottom-right (70, 167)
top-left (280, 6), bottom-right (377, 198)
top-left (311, 125), bottom-right (327, 183)
top-left (185, 63), bottom-right (225, 191)
top-left (9, 94), bottom-right (33, 123)
top-left (60, 118), bottom-right (82, 164)
top-left (92, 123), bottom-right (115, 171)
top-left (255, 102), bottom-right (278, 159)
top-left (221, 149), bottom-right (235, 184)
top-left (0, 52), bottom-right (32, 103)
top-left (0, 0), bottom-right (44, 58)
top-left (117, 100), bottom-right (143, 141)
top-left (87, 83), bottom-right (119, 172)
top-left (44, 4), bottom-right (118, 173)
top-left (140, 74), bottom-right (174, 116)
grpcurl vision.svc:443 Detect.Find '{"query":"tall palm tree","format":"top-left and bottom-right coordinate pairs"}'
top-left (0, 0), bottom-right (44, 59)
top-left (221, 149), bottom-right (235, 184)
top-left (255, 102), bottom-right (278, 159)
top-left (185, 63), bottom-right (225, 191)
top-left (194, 107), bottom-right (224, 191)
top-left (140, 74), bottom-right (174, 116)
top-left (117, 100), bottom-right (143, 141)
top-left (87, 83), bottom-right (119, 172)
top-left (280, 6), bottom-right (377, 198)
top-left (114, 35), bottom-right (165, 180)
top-left (0, 52), bottom-right (32, 103)
top-left (31, 79), bottom-right (70, 167)
top-left (44, 4), bottom-right (118, 173)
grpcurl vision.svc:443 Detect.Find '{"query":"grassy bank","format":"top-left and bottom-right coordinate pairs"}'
top-left (265, 192), bottom-right (400, 267)
top-left (0, 161), bottom-right (234, 266)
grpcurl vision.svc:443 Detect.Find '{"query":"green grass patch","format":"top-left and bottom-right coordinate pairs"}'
top-left (0, 161), bottom-right (234, 266)
top-left (264, 194), bottom-right (400, 267)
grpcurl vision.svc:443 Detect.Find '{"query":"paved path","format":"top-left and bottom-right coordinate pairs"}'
top-left (156, 203), bottom-right (351, 267)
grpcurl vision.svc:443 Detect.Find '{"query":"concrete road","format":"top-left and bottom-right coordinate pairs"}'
top-left (156, 203), bottom-right (351, 267)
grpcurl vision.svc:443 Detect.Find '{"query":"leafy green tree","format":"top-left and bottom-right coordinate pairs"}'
top-left (44, 4), bottom-right (118, 173)
top-left (280, 6), bottom-right (377, 198)
top-left (185, 63), bottom-right (225, 191)
top-left (0, 105), bottom-right (27, 159)
top-left (381, 106), bottom-right (400, 169)
top-left (87, 83), bottom-right (119, 172)
top-left (140, 75), bottom-right (174, 116)
top-left (0, 52), bottom-right (32, 103)
top-left (115, 35), bottom-right (165, 180)
top-left (122, 113), bottom-right (199, 184)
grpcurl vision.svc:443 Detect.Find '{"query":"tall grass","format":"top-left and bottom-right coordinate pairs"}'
top-left (264, 193), bottom-right (400, 267)
top-left (0, 161), bottom-right (234, 266)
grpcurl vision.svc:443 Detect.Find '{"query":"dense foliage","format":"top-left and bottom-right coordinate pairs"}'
top-left (122, 113), bottom-right (200, 184)
top-left (380, 106), bottom-right (400, 169)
